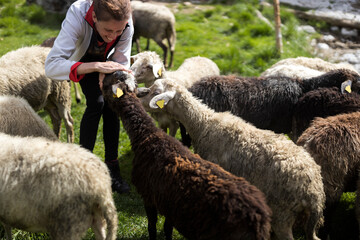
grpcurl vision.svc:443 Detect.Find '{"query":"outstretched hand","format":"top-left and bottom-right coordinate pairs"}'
top-left (97, 61), bottom-right (133, 90)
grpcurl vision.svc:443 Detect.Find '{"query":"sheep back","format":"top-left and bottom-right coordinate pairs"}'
top-left (292, 87), bottom-right (360, 141)
top-left (261, 57), bottom-right (357, 78)
top-left (0, 46), bottom-right (52, 111)
top-left (297, 111), bottom-right (360, 203)
top-left (0, 95), bottom-right (58, 140)
top-left (189, 74), bottom-right (302, 133)
top-left (0, 133), bottom-right (117, 239)
top-left (131, 1), bottom-right (175, 43)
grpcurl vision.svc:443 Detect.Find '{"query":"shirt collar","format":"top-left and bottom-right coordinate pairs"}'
top-left (85, 3), bottom-right (95, 28)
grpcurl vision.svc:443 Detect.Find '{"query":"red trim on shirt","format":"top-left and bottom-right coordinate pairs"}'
top-left (85, 4), bottom-right (94, 28)
top-left (70, 62), bottom-right (85, 82)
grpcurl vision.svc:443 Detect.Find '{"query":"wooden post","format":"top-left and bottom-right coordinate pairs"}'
top-left (273, 0), bottom-right (283, 54)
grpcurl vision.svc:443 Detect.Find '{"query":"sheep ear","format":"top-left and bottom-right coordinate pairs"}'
top-left (130, 55), bottom-right (137, 65)
top-left (149, 91), bottom-right (176, 109)
top-left (152, 63), bottom-right (163, 78)
top-left (136, 87), bottom-right (151, 98)
top-left (341, 80), bottom-right (352, 94)
top-left (112, 84), bottom-right (124, 98)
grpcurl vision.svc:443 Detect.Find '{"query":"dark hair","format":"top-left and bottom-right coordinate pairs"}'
top-left (93, 0), bottom-right (131, 21)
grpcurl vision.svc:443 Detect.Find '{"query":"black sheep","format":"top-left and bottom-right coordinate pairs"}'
top-left (292, 87), bottom-right (360, 141)
top-left (102, 71), bottom-right (272, 240)
top-left (188, 69), bottom-right (360, 136)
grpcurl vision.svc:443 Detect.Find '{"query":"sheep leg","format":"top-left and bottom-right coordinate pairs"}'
top-left (154, 39), bottom-right (168, 68)
top-left (146, 39), bottom-right (150, 50)
top-left (47, 102), bottom-right (74, 143)
top-left (145, 205), bottom-right (158, 240)
top-left (73, 82), bottom-right (82, 103)
top-left (271, 219), bottom-right (294, 240)
top-left (166, 37), bottom-right (174, 68)
top-left (91, 207), bottom-right (107, 240)
top-left (3, 224), bottom-right (11, 240)
top-left (135, 38), bottom-right (141, 53)
top-left (318, 202), bottom-right (336, 240)
top-left (44, 105), bottom-right (62, 138)
top-left (179, 123), bottom-right (191, 147)
top-left (304, 211), bottom-right (321, 240)
top-left (168, 120), bottom-right (179, 137)
top-left (356, 187), bottom-right (360, 240)
top-left (163, 218), bottom-right (173, 240)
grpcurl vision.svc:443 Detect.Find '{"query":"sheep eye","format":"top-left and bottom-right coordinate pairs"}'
top-left (154, 89), bottom-right (161, 95)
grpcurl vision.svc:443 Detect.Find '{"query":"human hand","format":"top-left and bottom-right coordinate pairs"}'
top-left (96, 61), bottom-right (132, 74)
top-left (99, 73), bottom-right (105, 90)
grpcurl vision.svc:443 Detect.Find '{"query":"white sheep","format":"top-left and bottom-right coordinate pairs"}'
top-left (138, 78), bottom-right (326, 240)
top-left (0, 45), bottom-right (74, 142)
top-left (0, 133), bottom-right (118, 240)
top-left (131, 1), bottom-right (176, 68)
top-left (0, 95), bottom-right (58, 141)
top-left (260, 56), bottom-right (357, 78)
top-left (40, 36), bottom-right (82, 104)
top-left (130, 51), bottom-right (220, 138)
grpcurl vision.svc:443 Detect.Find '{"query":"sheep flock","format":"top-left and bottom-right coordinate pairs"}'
top-left (2, 3), bottom-right (360, 240)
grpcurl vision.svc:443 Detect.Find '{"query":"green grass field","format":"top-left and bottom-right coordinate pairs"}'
top-left (0, 0), bottom-right (357, 239)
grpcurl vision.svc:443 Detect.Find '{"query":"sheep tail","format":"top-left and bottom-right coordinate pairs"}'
top-left (102, 197), bottom-right (118, 240)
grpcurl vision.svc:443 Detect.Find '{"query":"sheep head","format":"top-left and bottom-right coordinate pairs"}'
top-left (102, 70), bottom-right (137, 100)
top-left (335, 69), bottom-right (360, 94)
top-left (130, 51), bottom-right (165, 87)
top-left (341, 70), bottom-right (360, 94)
top-left (137, 78), bottom-right (176, 112)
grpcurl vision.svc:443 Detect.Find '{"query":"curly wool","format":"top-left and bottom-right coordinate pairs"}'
top-left (140, 78), bottom-right (325, 240)
top-left (260, 56), bottom-right (357, 78)
top-left (189, 69), bottom-right (360, 134)
top-left (0, 133), bottom-right (117, 240)
top-left (297, 112), bottom-right (360, 238)
top-left (102, 71), bottom-right (272, 240)
top-left (292, 87), bottom-right (360, 141)
top-left (130, 51), bottom-right (220, 139)
top-left (0, 95), bottom-right (58, 141)
top-left (131, 1), bottom-right (176, 67)
top-left (0, 46), bottom-right (74, 142)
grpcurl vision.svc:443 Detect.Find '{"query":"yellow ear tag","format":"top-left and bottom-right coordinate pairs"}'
top-left (156, 99), bottom-right (165, 109)
top-left (158, 68), bottom-right (162, 77)
top-left (113, 88), bottom-right (123, 98)
top-left (345, 85), bottom-right (352, 93)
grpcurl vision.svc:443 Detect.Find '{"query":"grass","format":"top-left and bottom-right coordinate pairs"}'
top-left (0, 0), bottom-right (356, 239)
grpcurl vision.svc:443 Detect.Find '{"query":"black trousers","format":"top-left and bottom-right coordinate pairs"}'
top-left (79, 72), bottom-right (120, 162)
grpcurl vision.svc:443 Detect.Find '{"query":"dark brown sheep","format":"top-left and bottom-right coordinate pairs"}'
top-left (188, 68), bottom-right (360, 136)
top-left (297, 111), bottom-right (360, 239)
top-left (292, 87), bottom-right (360, 142)
top-left (102, 71), bottom-right (272, 240)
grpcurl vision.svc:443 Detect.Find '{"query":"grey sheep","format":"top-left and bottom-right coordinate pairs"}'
top-left (40, 36), bottom-right (82, 104)
top-left (138, 78), bottom-right (325, 240)
top-left (297, 111), bottom-right (360, 240)
top-left (102, 71), bottom-right (272, 240)
top-left (260, 56), bottom-right (357, 78)
top-left (131, 1), bottom-right (176, 68)
top-left (0, 95), bottom-right (58, 141)
top-left (0, 45), bottom-right (74, 142)
top-left (188, 69), bottom-right (360, 136)
top-left (0, 133), bottom-right (118, 240)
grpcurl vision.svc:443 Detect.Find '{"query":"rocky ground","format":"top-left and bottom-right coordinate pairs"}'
top-left (279, 0), bottom-right (360, 72)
